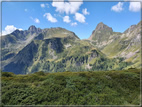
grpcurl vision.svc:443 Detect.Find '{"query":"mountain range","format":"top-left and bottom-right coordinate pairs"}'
top-left (1, 21), bottom-right (141, 74)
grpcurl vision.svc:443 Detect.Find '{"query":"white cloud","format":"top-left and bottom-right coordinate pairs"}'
top-left (2, 25), bottom-right (23, 36)
top-left (129, 2), bottom-right (141, 12)
top-left (71, 22), bottom-right (77, 26)
top-left (54, 14), bottom-right (62, 18)
top-left (24, 9), bottom-right (28, 12)
top-left (34, 18), bottom-right (40, 23)
top-left (82, 8), bottom-right (90, 15)
top-left (52, 0), bottom-right (83, 14)
top-left (18, 29), bottom-right (23, 31)
top-left (43, 13), bottom-right (57, 23)
top-left (41, 4), bottom-right (45, 8)
top-left (74, 13), bottom-right (86, 23)
top-left (30, 17), bottom-right (40, 23)
top-left (41, 3), bottom-right (49, 8)
top-left (63, 16), bottom-right (71, 23)
top-left (111, 2), bottom-right (124, 12)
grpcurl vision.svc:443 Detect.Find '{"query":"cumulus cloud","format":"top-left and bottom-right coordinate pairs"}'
top-left (82, 8), bottom-right (90, 15)
top-left (71, 22), bottom-right (77, 26)
top-left (44, 13), bottom-right (58, 23)
top-left (63, 16), bottom-right (71, 23)
top-left (30, 17), bottom-right (40, 23)
top-left (129, 2), bottom-right (141, 12)
top-left (111, 2), bottom-right (124, 12)
top-left (34, 18), bottom-right (40, 23)
top-left (54, 14), bottom-right (62, 18)
top-left (2, 25), bottom-right (23, 36)
top-left (52, 0), bottom-right (83, 14)
top-left (74, 13), bottom-right (85, 23)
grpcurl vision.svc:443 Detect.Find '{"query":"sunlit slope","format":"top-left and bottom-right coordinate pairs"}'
top-left (89, 21), bottom-right (141, 69)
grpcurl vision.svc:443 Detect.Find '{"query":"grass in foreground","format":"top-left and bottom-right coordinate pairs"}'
top-left (1, 68), bottom-right (140, 105)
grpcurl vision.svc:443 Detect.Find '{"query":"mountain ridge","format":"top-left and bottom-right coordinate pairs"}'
top-left (88, 21), bottom-right (141, 68)
top-left (1, 21), bottom-right (141, 74)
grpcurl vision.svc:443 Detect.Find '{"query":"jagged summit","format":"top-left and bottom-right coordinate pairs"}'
top-left (28, 25), bottom-right (42, 33)
top-left (28, 25), bottom-right (37, 31)
top-left (95, 22), bottom-right (113, 32)
top-left (88, 22), bottom-right (113, 40)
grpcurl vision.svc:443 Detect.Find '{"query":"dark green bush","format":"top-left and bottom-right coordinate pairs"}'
top-left (34, 71), bottom-right (45, 76)
top-left (2, 72), bottom-right (14, 77)
top-left (1, 69), bottom-right (140, 105)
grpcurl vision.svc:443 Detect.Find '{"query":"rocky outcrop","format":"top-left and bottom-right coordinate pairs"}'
top-left (28, 25), bottom-right (42, 34)
top-left (89, 22), bottom-right (113, 40)
top-left (124, 25), bottom-right (136, 34)
top-left (94, 22), bottom-right (113, 32)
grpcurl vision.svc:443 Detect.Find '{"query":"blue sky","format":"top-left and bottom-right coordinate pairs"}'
top-left (2, 1), bottom-right (141, 39)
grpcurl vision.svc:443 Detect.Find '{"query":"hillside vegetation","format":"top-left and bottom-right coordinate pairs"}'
top-left (1, 68), bottom-right (140, 105)
top-left (90, 21), bottom-right (141, 69)
top-left (2, 21), bottom-right (141, 74)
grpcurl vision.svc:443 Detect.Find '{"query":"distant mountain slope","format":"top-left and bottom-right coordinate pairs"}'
top-left (1, 26), bottom-right (79, 69)
top-left (1, 26), bottom-right (42, 68)
top-left (2, 21), bottom-right (141, 74)
top-left (88, 21), bottom-right (141, 68)
top-left (2, 27), bottom-right (82, 74)
top-left (103, 21), bottom-right (141, 68)
top-left (3, 34), bottom-right (128, 74)
top-left (35, 27), bottom-right (80, 40)
top-left (1, 25), bottom-right (42, 49)
top-left (88, 22), bottom-right (122, 49)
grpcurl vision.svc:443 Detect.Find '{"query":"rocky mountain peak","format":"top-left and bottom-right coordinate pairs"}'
top-left (95, 22), bottom-right (113, 32)
top-left (28, 25), bottom-right (42, 34)
top-left (88, 22), bottom-right (113, 40)
top-left (124, 25), bottom-right (136, 34)
top-left (11, 29), bottom-right (21, 34)
top-left (28, 25), bottom-right (37, 32)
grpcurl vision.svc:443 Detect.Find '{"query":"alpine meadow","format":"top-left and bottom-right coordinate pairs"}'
top-left (0, 1), bottom-right (141, 106)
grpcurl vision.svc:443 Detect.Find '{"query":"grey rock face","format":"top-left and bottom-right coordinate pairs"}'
top-left (28, 25), bottom-right (42, 34)
top-left (124, 25), bottom-right (136, 34)
top-left (95, 22), bottom-right (113, 32)
top-left (89, 22), bottom-right (113, 40)
top-left (28, 25), bottom-right (37, 31)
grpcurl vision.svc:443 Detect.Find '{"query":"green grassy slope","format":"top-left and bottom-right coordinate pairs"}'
top-left (1, 27), bottom-right (42, 69)
top-left (1, 68), bottom-right (140, 105)
top-left (4, 37), bottom-right (130, 74)
top-left (1, 27), bottom-right (79, 71)
top-left (90, 21), bottom-right (141, 69)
